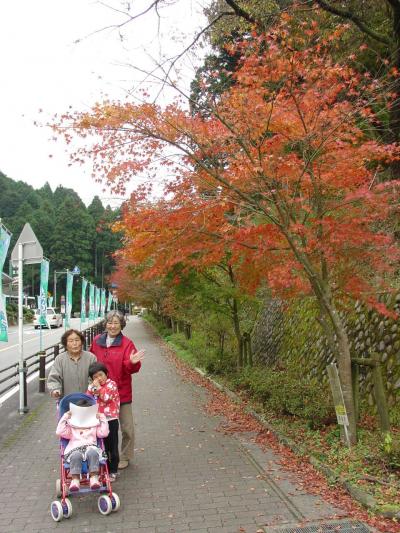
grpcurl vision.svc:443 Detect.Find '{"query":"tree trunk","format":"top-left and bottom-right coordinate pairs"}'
top-left (227, 265), bottom-right (244, 369)
top-left (218, 331), bottom-right (225, 355)
top-left (231, 296), bottom-right (244, 369)
top-left (322, 297), bottom-right (357, 445)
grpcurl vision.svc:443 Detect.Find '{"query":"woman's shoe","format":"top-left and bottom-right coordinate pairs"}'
top-left (118, 460), bottom-right (129, 469)
top-left (69, 479), bottom-right (80, 491)
top-left (109, 473), bottom-right (118, 482)
top-left (90, 475), bottom-right (100, 490)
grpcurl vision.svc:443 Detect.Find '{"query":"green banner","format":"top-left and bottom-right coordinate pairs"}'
top-left (38, 260), bottom-right (50, 326)
top-left (0, 226), bottom-right (11, 342)
top-left (89, 283), bottom-right (95, 320)
top-left (65, 272), bottom-right (73, 328)
top-left (100, 289), bottom-right (106, 318)
top-left (81, 278), bottom-right (87, 322)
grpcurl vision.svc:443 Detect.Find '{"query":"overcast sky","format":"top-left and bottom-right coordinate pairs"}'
top-left (0, 0), bottom-right (207, 206)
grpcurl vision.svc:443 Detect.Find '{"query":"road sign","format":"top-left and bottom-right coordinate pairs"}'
top-left (72, 265), bottom-right (80, 275)
top-left (10, 223), bottom-right (43, 266)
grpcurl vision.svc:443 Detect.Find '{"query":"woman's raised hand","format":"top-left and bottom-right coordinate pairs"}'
top-left (130, 349), bottom-right (145, 365)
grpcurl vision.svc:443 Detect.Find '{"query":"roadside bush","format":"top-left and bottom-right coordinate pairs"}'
top-left (381, 432), bottom-right (400, 470)
top-left (5, 303), bottom-right (34, 325)
top-left (167, 331), bottom-right (236, 374)
top-left (232, 365), bottom-right (335, 428)
top-left (24, 307), bottom-right (34, 323)
top-left (145, 312), bottom-right (172, 337)
top-left (6, 303), bottom-right (17, 325)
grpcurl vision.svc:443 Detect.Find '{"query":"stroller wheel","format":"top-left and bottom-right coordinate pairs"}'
top-left (62, 498), bottom-right (73, 518)
top-left (55, 479), bottom-right (62, 498)
top-left (98, 494), bottom-right (113, 515)
top-left (110, 492), bottom-right (120, 512)
top-left (50, 500), bottom-right (63, 522)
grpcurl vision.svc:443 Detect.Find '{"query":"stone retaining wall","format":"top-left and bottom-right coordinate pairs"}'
top-left (252, 295), bottom-right (400, 407)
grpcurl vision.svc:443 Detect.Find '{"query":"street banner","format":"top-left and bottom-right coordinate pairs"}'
top-left (65, 272), bottom-right (73, 328)
top-left (81, 278), bottom-right (87, 322)
top-left (100, 289), bottom-right (106, 318)
top-left (0, 226), bottom-right (11, 342)
top-left (38, 259), bottom-right (50, 327)
top-left (89, 283), bottom-right (95, 320)
top-left (95, 286), bottom-right (101, 318)
top-left (48, 296), bottom-right (53, 307)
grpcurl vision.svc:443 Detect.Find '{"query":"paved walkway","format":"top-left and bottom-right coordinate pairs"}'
top-left (0, 317), bottom-right (370, 532)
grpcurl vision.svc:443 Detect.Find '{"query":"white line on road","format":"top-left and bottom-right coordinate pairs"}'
top-left (0, 330), bottom-right (57, 352)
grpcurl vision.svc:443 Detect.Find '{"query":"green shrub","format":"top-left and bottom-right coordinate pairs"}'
top-left (145, 313), bottom-right (172, 337)
top-left (232, 365), bottom-right (335, 428)
top-left (6, 303), bottom-right (17, 325)
top-left (23, 307), bottom-right (34, 323)
top-left (381, 432), bottom-right (400, 469)
top-left (389, 402), bottom-right (400, 427)
top-left (5, 303), bottom-right (34, 325)
top-left (167, 331), bottom-right (236, 374)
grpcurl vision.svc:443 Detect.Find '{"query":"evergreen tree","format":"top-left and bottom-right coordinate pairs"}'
top-left (0, 171), bottom-right (121, 303)
top-left (50, 197), bottom-right (95, 274)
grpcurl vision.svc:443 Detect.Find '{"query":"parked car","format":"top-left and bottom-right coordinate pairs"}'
top-left (33, 307), bottom-right (63, 329)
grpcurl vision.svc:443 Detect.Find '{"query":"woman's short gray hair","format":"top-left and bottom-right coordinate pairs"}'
top-left (104, 310), bottom-right (126, 329)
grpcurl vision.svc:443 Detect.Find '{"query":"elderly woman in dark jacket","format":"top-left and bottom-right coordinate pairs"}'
top-left (90, 310), bottom-right (144, 469)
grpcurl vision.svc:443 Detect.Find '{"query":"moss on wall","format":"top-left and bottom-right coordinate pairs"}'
top-left (252, 294), bottom-right (400, 411)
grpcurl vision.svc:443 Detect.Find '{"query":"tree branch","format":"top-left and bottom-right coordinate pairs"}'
top-left (224, 0), bottom-right (258, 25)
top-left (314, 0), bottom-right (390, 45)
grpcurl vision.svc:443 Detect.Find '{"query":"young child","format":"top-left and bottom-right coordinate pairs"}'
top-left (87, 362), bottom-right (120, 482)
top-left (56, 399), bottom-right (109, 492)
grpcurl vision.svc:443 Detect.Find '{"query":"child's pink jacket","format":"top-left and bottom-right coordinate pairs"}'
top-left (56, 413), bottom-right (109, 457)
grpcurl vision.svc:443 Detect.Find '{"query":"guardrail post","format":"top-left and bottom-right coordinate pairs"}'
top-left (22, 360), bottom-right (29, 413)
top-left (38, 351), bottom-right (46, 393)
top-left (54, 344), bottom-right (59, 360)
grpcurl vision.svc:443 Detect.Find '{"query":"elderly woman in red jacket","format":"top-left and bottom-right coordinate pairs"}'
top-left (90, 310), bottom-right (144, 470)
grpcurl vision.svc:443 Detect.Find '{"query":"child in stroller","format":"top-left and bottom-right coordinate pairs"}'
top-left (50, 392), bottom-right (120, 522)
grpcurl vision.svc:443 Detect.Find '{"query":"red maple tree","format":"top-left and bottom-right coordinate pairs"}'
top-left (55, 18), bottom-right (400, 444)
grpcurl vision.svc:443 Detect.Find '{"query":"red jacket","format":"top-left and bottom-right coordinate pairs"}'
top-left (87, 378), bottom-right (120, 420)
top-left (90, 333), bottom-right (141, 404)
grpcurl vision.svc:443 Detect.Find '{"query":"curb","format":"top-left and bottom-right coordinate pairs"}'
top-left (194, 367), bottom-right (400, 521)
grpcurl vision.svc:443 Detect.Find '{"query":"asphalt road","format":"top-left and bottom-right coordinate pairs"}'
top-left (0, 317), bottom-right (98, 371)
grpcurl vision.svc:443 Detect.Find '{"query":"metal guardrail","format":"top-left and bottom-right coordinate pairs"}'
top-left (0, 322), bottom-right (104, 401)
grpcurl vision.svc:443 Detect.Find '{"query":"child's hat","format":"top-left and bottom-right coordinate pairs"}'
top-left (69, 403), bottom-right (99, 428)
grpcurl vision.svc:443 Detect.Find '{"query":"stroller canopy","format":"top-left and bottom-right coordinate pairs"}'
top-left (59, 392), bottom-right (95, 419)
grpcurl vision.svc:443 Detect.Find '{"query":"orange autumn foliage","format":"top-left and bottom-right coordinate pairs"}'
top-left (55, 19), bottom-right (400, 309)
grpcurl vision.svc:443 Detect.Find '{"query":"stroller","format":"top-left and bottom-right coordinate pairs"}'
top-left (50, 392), bottom-right (120, 522)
